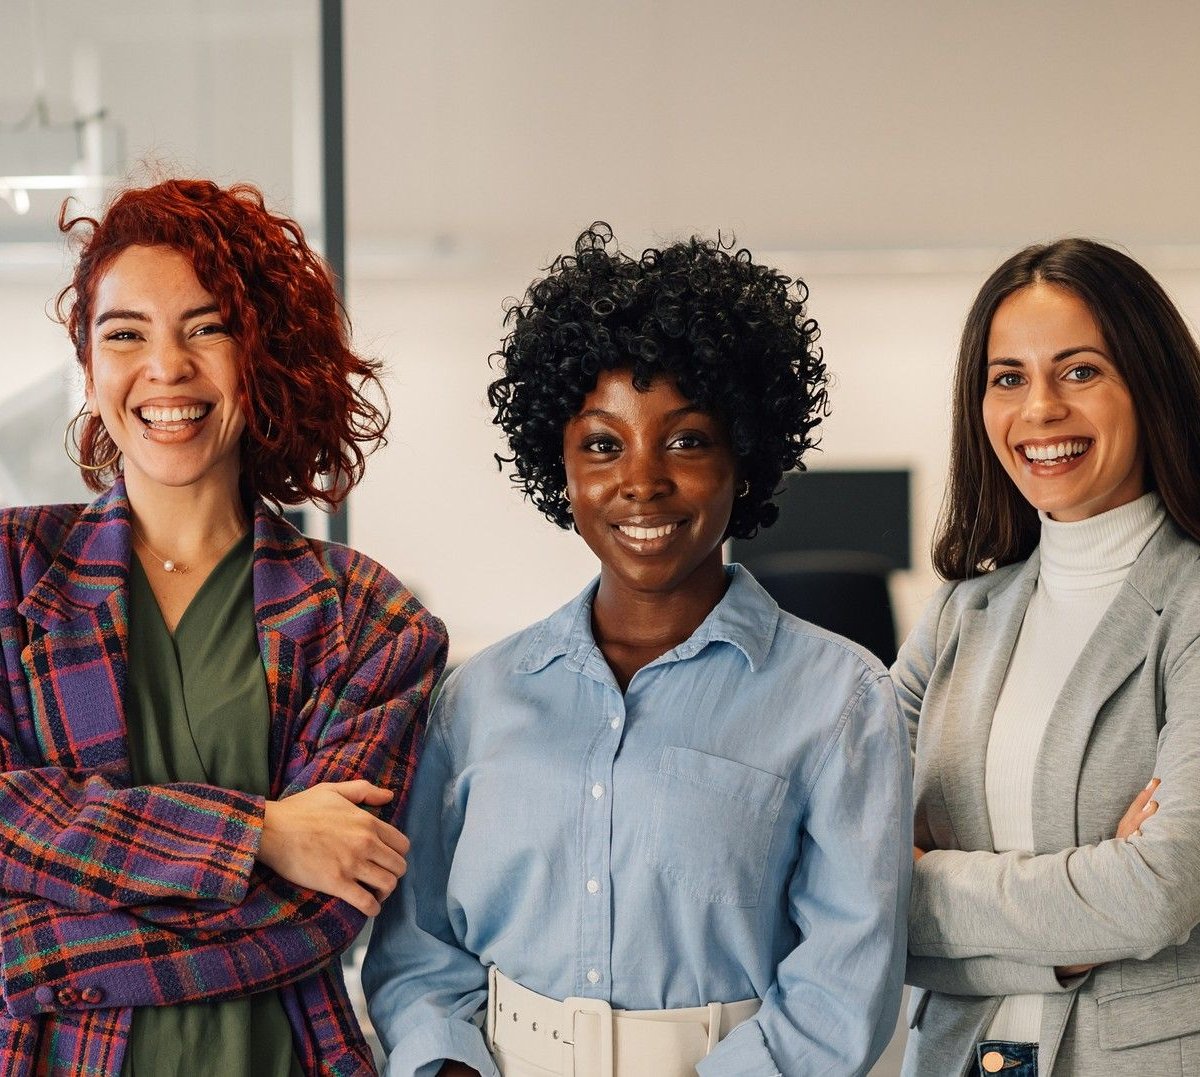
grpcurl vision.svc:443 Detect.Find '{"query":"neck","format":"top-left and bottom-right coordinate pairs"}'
top-left (125, 470), bottom-right (249, 563)
top-left (591, 560), bottom-right (729, 657)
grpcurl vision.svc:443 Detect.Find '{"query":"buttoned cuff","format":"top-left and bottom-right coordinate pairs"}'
top-left (381, 1017), bottom-right (500, 1077)
top-left (695, 1020), bottom-right (782, 1077)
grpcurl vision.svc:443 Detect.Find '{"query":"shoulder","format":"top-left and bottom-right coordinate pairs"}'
top-left (441, 617), bottom-right (548, 701)
top-left (317, 537), bottom-right (446, 648)
top-left (255, 508), bottom-right (446, 653)
top-left (771, 606), bottom-right (889, 684)
top-left (914, 559), bottom-right (1029, 640)
top-left (0, 502), bottom-right (86, 595)
top-left (762, 607), bottom-right (902, 751)
top-left (1140, 524), bottom-right (1200, 664)
top-left (427, 609), bottom-right (568, 752)
top-left (1, 502), bottom-right (84, 549)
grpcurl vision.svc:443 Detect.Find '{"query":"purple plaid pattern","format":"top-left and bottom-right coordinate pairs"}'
top-left (0, 480), bottom-right (447, 1075)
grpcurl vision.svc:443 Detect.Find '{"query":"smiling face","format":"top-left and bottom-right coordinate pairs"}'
top-left (983, 282), bottom-right (1145, 522)
top-left (85, 245), bottom-right (247, 501)
top-left (563, 368), bottom-right (737, 611)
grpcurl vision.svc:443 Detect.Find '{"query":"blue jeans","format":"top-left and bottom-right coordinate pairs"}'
top-left (976, 1039), bottom-right (1038, 1075)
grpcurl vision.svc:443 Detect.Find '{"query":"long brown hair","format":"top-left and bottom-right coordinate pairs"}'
top-left (934, 238), bottom-right (1200, 580)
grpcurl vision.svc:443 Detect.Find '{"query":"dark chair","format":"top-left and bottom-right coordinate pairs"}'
top-left (739, 550), bottom-right (898, 666)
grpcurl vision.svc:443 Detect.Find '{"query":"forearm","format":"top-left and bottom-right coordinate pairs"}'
top-left (906, 953), bottom-right (1084, 997)
top-left (0, 769), bottom-right (262, 911)
top-left (0, 889), bottom-right (360, 1016)
top-left (910, 840), bottom-right (1197, 964)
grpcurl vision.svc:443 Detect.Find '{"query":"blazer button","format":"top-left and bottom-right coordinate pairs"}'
top-left (34, 986), bottom-right (55, 1007)
top-left (56, 987), bottom-right (78, 1006)
top-left (80, 986), bottom-right (103, 1004)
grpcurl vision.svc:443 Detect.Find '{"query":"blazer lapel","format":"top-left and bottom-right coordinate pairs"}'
top-left (17, 483), bottom-right (132, 777)
top-left (1032, 516), bottom-right (1196, 852)
top-left (938, 554), bottom-right (1040, 852)
top-left (250, 505), bottom-right (347, 795)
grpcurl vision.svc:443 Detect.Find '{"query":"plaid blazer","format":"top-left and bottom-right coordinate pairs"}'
top-left (0, 480), bottom-right (447, 1075)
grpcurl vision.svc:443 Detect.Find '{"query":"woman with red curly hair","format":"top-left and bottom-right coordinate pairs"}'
top-left (0, 179), bottom-right (446, 1075)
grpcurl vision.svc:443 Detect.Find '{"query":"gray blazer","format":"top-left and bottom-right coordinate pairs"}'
top-left (893, 514), bottom-right (1200, 1076)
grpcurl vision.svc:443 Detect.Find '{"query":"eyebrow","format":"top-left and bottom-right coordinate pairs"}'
top-left (573, 403), bottom-right (709, 423)
top-left (94, 303), bottom-right (221, 327)
top-left (986, 345), bottom-right (1110, 368)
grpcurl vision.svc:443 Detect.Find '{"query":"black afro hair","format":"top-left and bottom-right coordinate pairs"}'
top-left (488, 223), bottom-right (829, 539)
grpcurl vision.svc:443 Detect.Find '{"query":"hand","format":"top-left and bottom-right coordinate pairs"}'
top-left (913, 845), bottom-right (926, 862)
top-left (1117, 777), bottom-right (1160, 840)
top-left (438, 1063), bottom-right (481, 1077)
top-left (257, 780), bottom-right (410, 915)
top-left (1055, 963), bottom-right (1096, 980)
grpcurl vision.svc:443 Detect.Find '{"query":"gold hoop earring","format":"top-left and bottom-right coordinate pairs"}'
top-left (63, 408), bottom-right (120, 471)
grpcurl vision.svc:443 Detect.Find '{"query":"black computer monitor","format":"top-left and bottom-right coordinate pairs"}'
top-left (729, 468), bottom-right (911, 570)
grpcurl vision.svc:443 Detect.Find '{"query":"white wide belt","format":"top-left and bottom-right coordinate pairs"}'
top-left (485, 967), bottom-right (760, 1077)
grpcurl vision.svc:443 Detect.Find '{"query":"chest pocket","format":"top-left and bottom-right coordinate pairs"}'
top-left (642, 745), bottom-right (788, 906)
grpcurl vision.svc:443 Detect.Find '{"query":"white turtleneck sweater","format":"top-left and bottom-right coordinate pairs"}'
top-left (984, 492), bottom-right (1165, 1043)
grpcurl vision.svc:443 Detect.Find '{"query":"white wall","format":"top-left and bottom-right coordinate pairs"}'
top-left (341, 248), bottom-right (1200, 664)
top-left (8, 1), bottom-right (1200, 661)
top-left (337, 1), bottom-right (1200, 662)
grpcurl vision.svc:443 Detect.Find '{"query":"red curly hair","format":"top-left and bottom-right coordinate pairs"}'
top-left (57, 178), bottom-right (388, 509)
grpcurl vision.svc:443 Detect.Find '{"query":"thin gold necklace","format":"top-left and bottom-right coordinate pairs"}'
top-left (133, 524), bottom-right (188, 574)
top-left (131, 523), bottom-right (247, 575)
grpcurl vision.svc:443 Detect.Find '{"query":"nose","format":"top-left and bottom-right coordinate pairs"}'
top-left (1020, 375), bottom-right (1068, 424)
top-left (146, 335), bottom-right (196, 383)
top-left (619, 447), bottom-right (672, 501)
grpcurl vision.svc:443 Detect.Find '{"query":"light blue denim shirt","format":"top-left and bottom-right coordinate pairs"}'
top-left (364, 565), bottom-right (912, 1076)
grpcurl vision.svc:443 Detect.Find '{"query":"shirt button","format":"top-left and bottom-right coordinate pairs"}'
top-left (591, 783), bottom-right (604, 799)
top-left (609, 717), bottom-right (619, 729)
top-left (80, 986), bottom-right (104, 1005)
top-left (56, 987), bottom-right (77, 1006)
top-left (35, 986), bottom-right (55, 1007)
top-left (586, 879), bottom-right (600, 894)
top-left (587, 969), bottom-right (600, 984)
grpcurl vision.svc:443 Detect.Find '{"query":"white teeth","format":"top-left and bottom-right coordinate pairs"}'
top-left (618, 522), bottom-right (678, 540)
top-left (1023, 439), bottom-right (1089, 462)
top-left (139, 404), bottom-right (208, 424)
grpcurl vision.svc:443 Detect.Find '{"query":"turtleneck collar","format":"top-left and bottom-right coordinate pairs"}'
top-left (1037, 492), bottom-right (1165, 590)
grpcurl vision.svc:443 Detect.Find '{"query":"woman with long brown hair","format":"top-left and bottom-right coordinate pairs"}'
top-left (898, 238), bottom-right (1200, 1075)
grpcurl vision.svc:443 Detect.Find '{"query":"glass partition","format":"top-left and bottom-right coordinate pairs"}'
top-left (0, 0), bottom-right (324, 508)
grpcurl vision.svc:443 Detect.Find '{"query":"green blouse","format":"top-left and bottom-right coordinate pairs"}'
top-left (121, 535), bottom-right (302, 1077)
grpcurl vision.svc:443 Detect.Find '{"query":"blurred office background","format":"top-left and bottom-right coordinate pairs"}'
top-left (5, 2), bottom-right (1200, 1071)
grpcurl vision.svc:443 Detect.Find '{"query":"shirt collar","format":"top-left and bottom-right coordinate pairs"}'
top-left (516, 563), bottom-right (780, 676)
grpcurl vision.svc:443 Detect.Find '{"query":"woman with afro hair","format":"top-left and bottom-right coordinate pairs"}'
top-left (0, 179), bottom-right (446, 1075)
top-left (366, 224), bottom-right (911, 1077)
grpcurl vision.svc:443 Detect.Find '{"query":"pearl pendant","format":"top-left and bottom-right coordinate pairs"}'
top-left (163, 560), bottom-right (176, 573)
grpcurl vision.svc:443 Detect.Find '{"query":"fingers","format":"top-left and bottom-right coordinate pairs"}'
top-left (1131, 777), bottom-right (1160, 812)
top-left (374, 819), bottom-right (411, 857)
top-left (1117, 777), bottom-right (1161, 840)
top-left (329, 779), bottom-right (395, 807)
top-left (358, 859), bottom-right (404, 899)
top-left (1134, 798), bottom-right (1160, 836)
top-left (369, 841), bottom-right (409, 880)
top-left (337, 880), bottom-right (384, 918)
